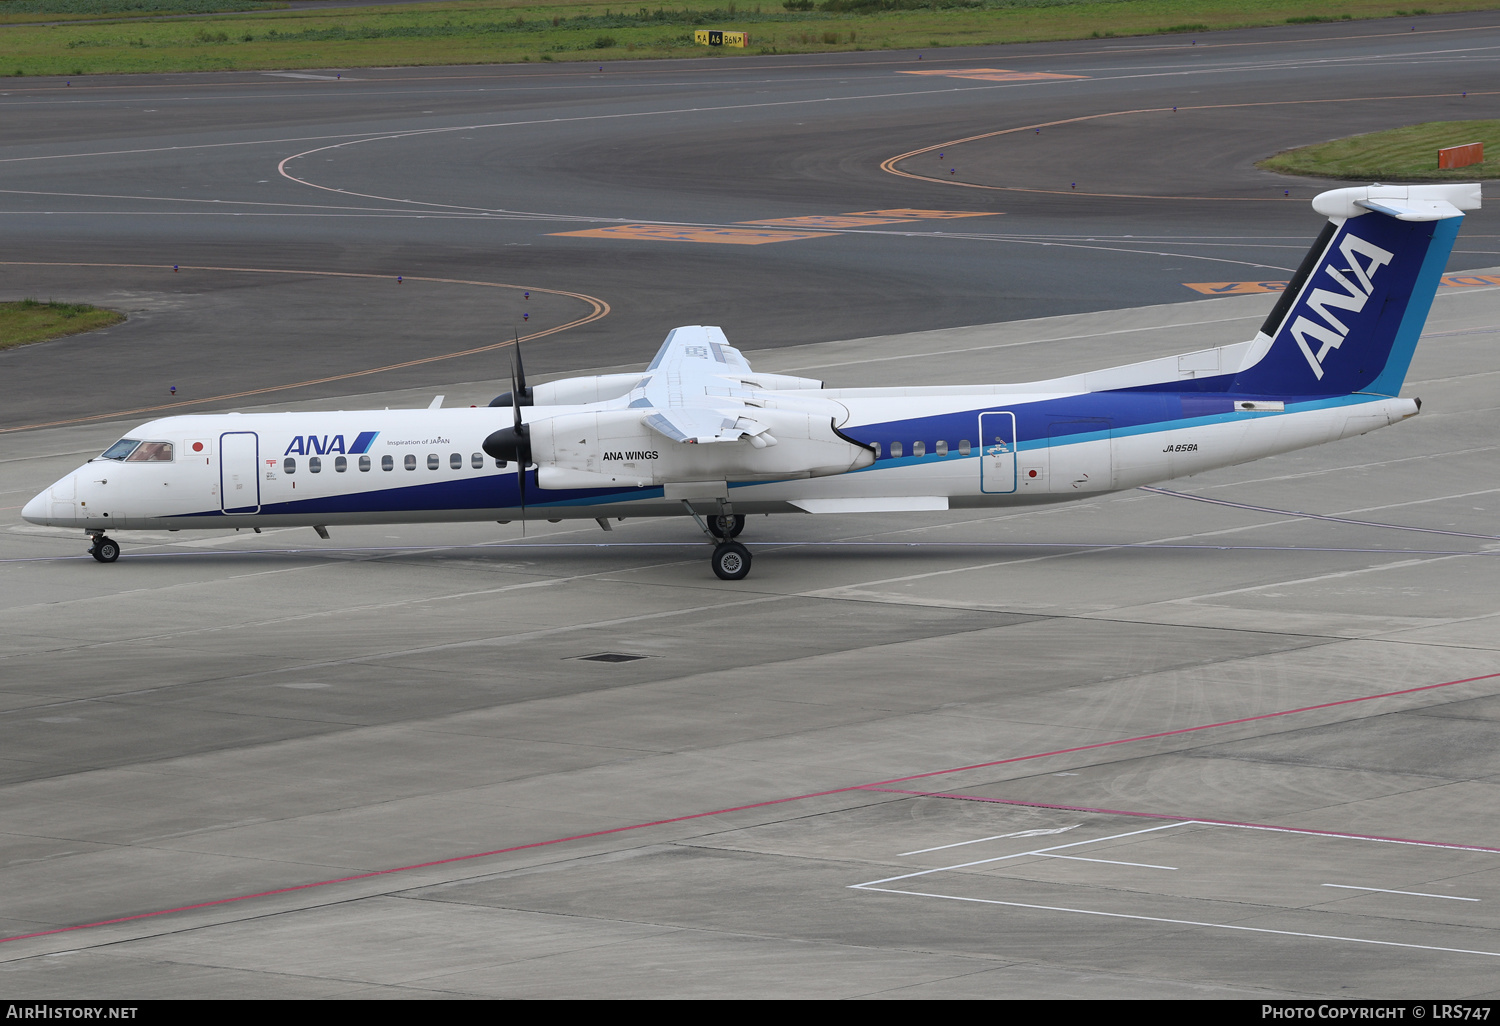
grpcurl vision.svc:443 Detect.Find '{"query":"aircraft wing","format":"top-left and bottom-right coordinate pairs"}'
top-left (517, 325), bottom-right (871, 488)
top-left (632, 326), bottom-right (773, 445)
top-left (645, 324), bottom-right (754, 376)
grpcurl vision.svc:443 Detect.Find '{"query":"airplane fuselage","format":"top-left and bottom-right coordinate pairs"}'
top-left (24, 391), bottom-right (1418, 533)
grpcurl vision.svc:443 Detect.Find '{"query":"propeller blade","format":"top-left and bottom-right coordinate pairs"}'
top-left (511, 364), bottom-right (528, 523)
top-left (514, 330), bottom-right (531, 406)
top-left (482, 364), bottom-right (532, 528)
top-left (487, 330), bottom-right (533, 407)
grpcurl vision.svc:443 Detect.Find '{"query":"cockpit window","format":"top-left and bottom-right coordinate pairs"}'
top-left (125, 441), bottom-right (174, 462)
top-left (100, 438), bottom-right (142, 461)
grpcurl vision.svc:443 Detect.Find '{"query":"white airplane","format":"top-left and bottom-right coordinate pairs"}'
top-left (23, 183), bottom-right (1479, 580)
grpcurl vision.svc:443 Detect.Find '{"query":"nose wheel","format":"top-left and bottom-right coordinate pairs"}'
top-left (89, 535), bottom-right (120, 563)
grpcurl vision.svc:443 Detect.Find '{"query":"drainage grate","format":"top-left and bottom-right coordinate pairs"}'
top-left (575, 653), bottom-right (647, 663)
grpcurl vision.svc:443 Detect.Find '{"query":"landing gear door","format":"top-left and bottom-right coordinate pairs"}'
top-left (979, 411), bottom-right (1017, 494)
top-left (220, 431), bottom-right (261, 514)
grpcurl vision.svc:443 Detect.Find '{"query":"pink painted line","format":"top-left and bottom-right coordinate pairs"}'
top-left (5, 668), bottom-right (1498, 946)
top-left (861, 788), bottom-right (1500, 854)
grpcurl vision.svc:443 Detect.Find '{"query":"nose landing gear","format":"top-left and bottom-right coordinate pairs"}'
top-left (88, 534), bottom-right (120, 563)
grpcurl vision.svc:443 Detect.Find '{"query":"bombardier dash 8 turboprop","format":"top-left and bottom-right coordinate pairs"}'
top-left (23, 183), bottom-right (1480, 580)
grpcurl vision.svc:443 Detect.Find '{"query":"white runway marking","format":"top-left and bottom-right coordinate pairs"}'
top-left (1323, 884), bottom-right (1480, 902)
top-left (855, 815), bottom-right (1500, 959)
top-left (1036, 854), bottom-right (1176, 870)
top-left (262, 72), bottom-right (358, 81)
top-left (899, 824), bottom-right (1078, 856)
top-left (859, 821), bottom-right (1189, 888)
top-left (856, 887), bottom-right (1500, 960)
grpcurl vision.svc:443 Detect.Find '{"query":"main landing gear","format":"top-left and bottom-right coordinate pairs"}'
top-left (682, 502), bottom-right (753, 580)
top-left (88, 534), bottom-right (120, 563)
top-left (708, 514), bottom-right (745, 540)
top-left (710, 540), bottom-right (751, 581)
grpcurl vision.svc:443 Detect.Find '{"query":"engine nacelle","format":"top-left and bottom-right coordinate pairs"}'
top-left (533, 373), bottom-right (646, 406)
top-left (529, 408), bottom-right (873, 489)
top-left (491, 373), bottom-right (645, 407)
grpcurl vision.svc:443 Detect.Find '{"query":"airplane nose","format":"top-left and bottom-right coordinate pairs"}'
top-left (22, 489), bottom-right (50, 524)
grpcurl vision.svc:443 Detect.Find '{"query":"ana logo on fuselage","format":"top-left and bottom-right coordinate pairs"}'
top-left (1289, 233), bottom-right (1395, 380)
top-left (284, 431), bottom-right (378, 456)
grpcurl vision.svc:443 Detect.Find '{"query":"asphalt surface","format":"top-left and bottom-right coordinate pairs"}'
top-left (1, 11), bottom-right (1499, 999)
top-left (3, 11), bottom-right (1499, 430)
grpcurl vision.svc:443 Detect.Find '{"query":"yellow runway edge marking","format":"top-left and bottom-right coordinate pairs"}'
top-left (551, 224), bottom-right (834, 245)
top-left (899, 68), bottom-right (1089, 83)
top-left (0, 261), bottom-right (609, 434)
top-left (881, 91), bottom-right (1500, 201)
top-left (1186, 274), bottom-right (1500, 295)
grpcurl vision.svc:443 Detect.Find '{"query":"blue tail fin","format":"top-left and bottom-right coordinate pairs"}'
top-left (1228, 184), bottom-right (1478, 398)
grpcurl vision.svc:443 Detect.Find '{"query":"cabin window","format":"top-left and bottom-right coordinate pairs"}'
top-left (359, 455), bottom-right (371, 472)
top-left (283, 457), bottom-right (296, 474)
top-left (382, 455), bottom-right (393, 471)
top-left (308, 456), bottom-right (321, 473)
top-left (494, 458), bottom-right (508, 469)
top-left (405, 454), bottom-right (417, 471)
top-left (890, 441), bottom-right (903, 458)
top-left (936, 440), bottom-right (948, 456)
top-left (871, 441), bottom-right (882, 459)
top-left (471, 452), bottom-right (484, 469)
top-left (100, 438), bottom-right (142, 461)
top-left (126, 441), bottom-right (173, 462)
top-left (335, 456), bottom-right (347, 473)
top-left (450, 452), bottom-right (462, 470)
top-left (913, 441), bottom-right (926, 457)
top-left (959, 439), bottom-right (971, 456)
top-left (427, 454), bottom-right (440, 471)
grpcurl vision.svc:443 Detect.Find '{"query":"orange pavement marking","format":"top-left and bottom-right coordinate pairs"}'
top-left (899, 68), bottom-right (1088, 83)
top-left (1185, 274), bottom-right (1500, 295)
top-left (1184, 281), bottom-right (1289, 295)
top-left (741, 214), bottom-right (909, 228)
top-left (552, 224), bottom-right (832, 244)
top-left (846, 208), bottom-right (999, 219)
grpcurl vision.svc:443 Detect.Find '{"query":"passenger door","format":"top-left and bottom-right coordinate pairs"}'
top-left (220, 431), bottom-right (261, 514)
top-left (979, 411), bottom-right (1017, 494)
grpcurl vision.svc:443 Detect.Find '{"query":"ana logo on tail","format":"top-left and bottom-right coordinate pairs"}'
top-left (1291, 233), bottom-right (1395, 380)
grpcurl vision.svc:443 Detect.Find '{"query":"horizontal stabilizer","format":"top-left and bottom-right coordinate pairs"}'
top-left (1313, 183), bottom-right (1480, 221)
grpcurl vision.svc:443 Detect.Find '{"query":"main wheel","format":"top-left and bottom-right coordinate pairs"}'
top-left (91, 537), bottom-right (120, 563)
top-left (711, 541), bottom-right (751, 580)
top-left (708, 513), bottom-right (746, 540)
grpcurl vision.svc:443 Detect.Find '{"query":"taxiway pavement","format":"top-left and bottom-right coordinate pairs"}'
top-left (1, 11), bottom-right (1498, 998)
top-left (2, 277), bottom-right (1498, 996)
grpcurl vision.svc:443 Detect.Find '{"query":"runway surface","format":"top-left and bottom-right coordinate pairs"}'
top-left (1, 10), bottom-right (1498, 998)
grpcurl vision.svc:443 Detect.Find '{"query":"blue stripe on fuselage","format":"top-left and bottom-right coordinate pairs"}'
top-left (838, 390), bottom-right (1351, 457)
top-left (164, 392), bottom-right (1380, 519)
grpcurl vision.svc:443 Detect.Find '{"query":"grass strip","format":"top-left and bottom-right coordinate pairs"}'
top-left (0, 0), bottom-right (285, 27)
top-left (0, 298), bottom-right (126, 350)
top-left (0, 0), bottom-right (1493, 75)
top-left (1260, 119), bottom-right (1500, 180)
